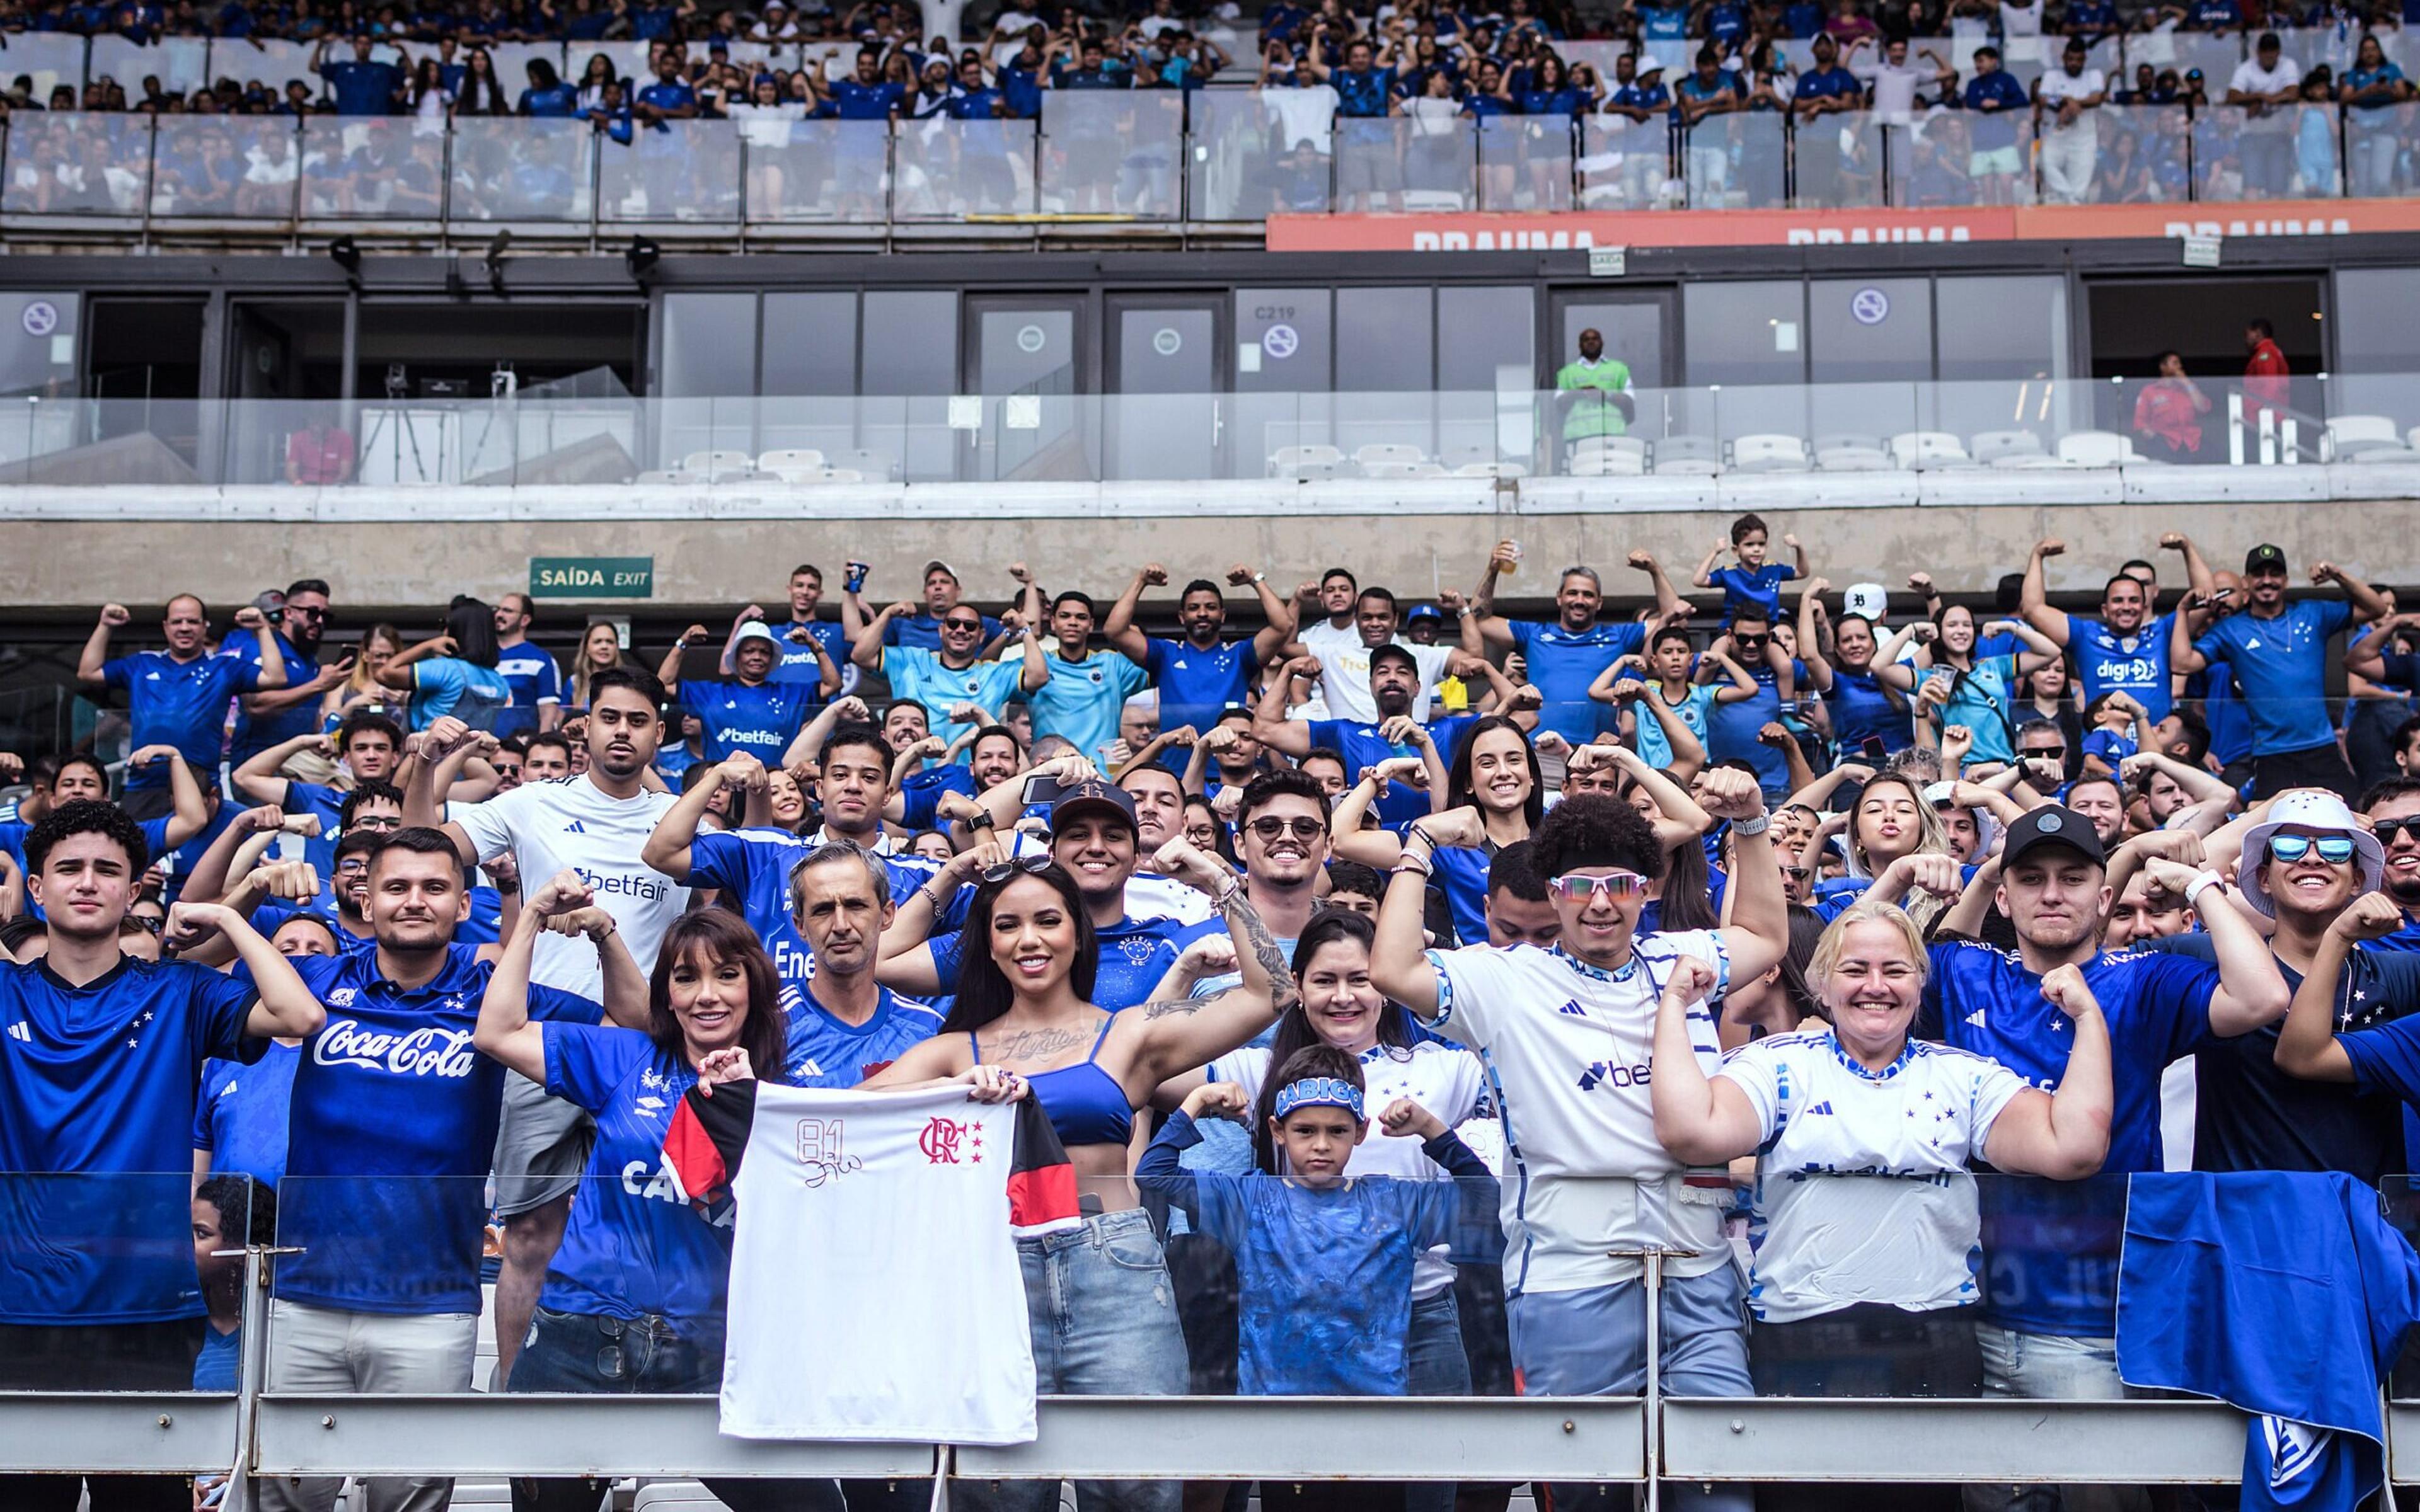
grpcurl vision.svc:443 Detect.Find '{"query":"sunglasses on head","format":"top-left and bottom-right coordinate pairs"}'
top-left (2375, 818), bottom-right (2420, 845)
top-left (2269, 834), bottom-right (2356, 865)
top-left (1249, 816), bottom-right (1326, 841)
top-left (1547, 870), bottom-right (1648, 903)
top-left (981, 854), bottom-right (1054, 885)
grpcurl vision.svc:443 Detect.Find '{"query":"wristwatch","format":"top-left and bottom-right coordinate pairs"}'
top-left (1251, 572), bottom-right (1267, 585)
top-left (1731, 812), bottom-right (1772, 837)
top-left (970, 811), bottom-right (996, 828)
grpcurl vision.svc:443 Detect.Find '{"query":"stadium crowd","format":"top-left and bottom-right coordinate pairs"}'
top-left (15, 527), bottom-right (2420, 1512)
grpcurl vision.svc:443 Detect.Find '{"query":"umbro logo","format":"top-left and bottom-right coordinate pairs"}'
top-left (563, 820), bottom-right (587, 834)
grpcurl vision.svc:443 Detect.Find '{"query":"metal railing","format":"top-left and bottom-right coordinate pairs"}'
top-left (0, 91), bottom-right (2409, 237)
top-left (1, 370), bottom-right (2414, 491)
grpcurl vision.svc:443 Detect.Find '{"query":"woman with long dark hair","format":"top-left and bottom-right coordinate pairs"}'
top-left (1156, 910), bottom-right (1487, 1421)
top-left (377, 595), bottom-right (514, 731)
top-left (476, 890), bottom-right (800, 1512)
top-left (1331, 713), bottom-right (1543, 946)
top-left (865, 843), bottom-right (1294, 1512)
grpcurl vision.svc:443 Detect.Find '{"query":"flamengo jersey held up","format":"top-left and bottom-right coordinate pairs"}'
top-left (664, 1082), bottom-right (1080, 1445)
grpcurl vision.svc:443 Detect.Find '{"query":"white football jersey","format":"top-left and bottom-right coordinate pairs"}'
top-left (452, 774), bottom-right (689, 995)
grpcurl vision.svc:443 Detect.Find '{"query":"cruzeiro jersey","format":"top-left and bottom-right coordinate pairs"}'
top-left (664, 1081), bottom-right (1079, 1445)
top-left (452, 775), bottom-right (690, 994)
top-left (1715, 1029), bottom-right (2027, 1324)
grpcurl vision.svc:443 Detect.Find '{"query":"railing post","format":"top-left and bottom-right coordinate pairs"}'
top-left (2228, 390), bottom-right (2245, 466)
top-left (224, 1241), bottom-right (303, 1512)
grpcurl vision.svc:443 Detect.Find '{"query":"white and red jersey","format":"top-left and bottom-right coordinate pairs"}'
top-left (665, 1081), bottom-right (1078, 1445)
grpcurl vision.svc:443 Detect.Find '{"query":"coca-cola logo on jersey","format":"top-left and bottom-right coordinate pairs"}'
top-left (314, 1019), bottom-right (478, 1078)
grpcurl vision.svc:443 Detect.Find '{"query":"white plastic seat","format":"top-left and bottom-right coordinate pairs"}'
top-left (2322, 415), bottom-right (2406, 461)
top-left (1270, 443), bottom-right (1345, 478)
top-left (1813, 430), bottom-right (1886, 455)
top-left (756, 447), bottom-right (826, 478)
top-left (634, 469), bottom-right (703, 484)
top-left (1726, 433), bottom-right (1812, 473)
top-left (1654, 434), bottom-right (1721, 462)
top-left (631, 1484), bottom-right (730, 1509)
top-left (1359, 461), bottom-right (1434, 479)
top-left (1352, 442), bottom-right (1429, 469)
top-left (2346, 445), bottom-right (2420, 464)
top-left (1453, 461), bottom-right (1528, 479)
top-left (825, 447), bottom-right (897, 481)
top-left (1569, 448), bottom-right (1646, 477)
top-left (1652, 456), bottom-right (1724, 476)
top-left (445, 1484), bottom-right (516, 1508)
top-left (1815, 447), bottom-right (1895, 472)
top-left (1569, 433), bottom-right (1649, 457)
top-left (1990, 452), bottom-right (2073, 469)
top-left (1969, 429), bottom-right (2046, 464)
top-left (1889, 430), bottom-right (1974, 469)
top-left (2055, 430), bottom-right (2136, 466)
top-left (681, 449), bottom-right (754, 476)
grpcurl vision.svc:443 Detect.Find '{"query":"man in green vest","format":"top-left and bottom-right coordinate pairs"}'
top-left (1555, 327), bottom-right (1635, 453)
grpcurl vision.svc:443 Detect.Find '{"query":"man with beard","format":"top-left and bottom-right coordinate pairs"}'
top-left (2152, 790), bottom-right (2420, 1181)
top-left (403, 667), bottom-right (689, 1387)
top-left (876, 780), bottom-right (1190, 1011)
top-left (853, 572), bottom-right (1047, 749)
top-left (256, 840), bottom-right (640, 1512)
top-left (1252, 644), bottom-right (1478, 827)
top-left (2019, 534), bottom-right (2213, 723)
top-left (898, 723), bottom-right (1026, 834)
top-left (1120, 760), bottom-right (1218, 927)
top-left (2171, 544), bottom-right (2388, 799)
top-left (230, 580), bottom-right (356, 770)
top-left (1922, 806), bottom-right (2285, 1458)
top-left (1103, 564), bottom-right (1296, 733)
top-left (1286, 584), bottom-right (1484, 725)
top-left (78, 593), bottom-right (288, 820)
top-left (2359, 776), bottom-right (2420, 952)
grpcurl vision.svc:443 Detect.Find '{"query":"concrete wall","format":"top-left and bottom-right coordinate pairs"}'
top-left (0, 497), bottom-right (2410, 617)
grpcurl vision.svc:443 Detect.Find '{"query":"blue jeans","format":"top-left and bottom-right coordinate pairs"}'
top-left (1961, 1326), bottom-right (2152, 1512)
top-left (1509, 1267), bottom-right (1755, 1512)
top-left (507, 1306), bottom-right (918, 1512)
top-left (959, 1209), bottom-right (1185, 1512)
top-left (1404, 1286), bottom-right (1473, 1512)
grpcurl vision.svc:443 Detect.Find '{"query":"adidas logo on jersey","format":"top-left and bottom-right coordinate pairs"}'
top-left (4, 1021), bottom-right (26, 1041)
top-left (1557, 1000), bottom-right (1586, 1016)
top-left (794, 1056), bottom-right (826, 1079)
top-left (1965, 1009), bottom-right (1988, 1028)
top-left (1806, 1100), bottom-right (1835, 1116)
top-left (563, 820), bottom-right (587, 834)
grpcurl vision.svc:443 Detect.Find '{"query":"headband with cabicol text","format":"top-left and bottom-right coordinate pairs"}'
top-left (1273, 1077), bottom-right (1365, 1121)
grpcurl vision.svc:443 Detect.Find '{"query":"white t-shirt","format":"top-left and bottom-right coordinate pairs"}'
top-left (1211, 1039), bottom-right (1491, 1296)
top-left (2230, 55), bottom-right (2304, 130)
top-left (1126, 871), bottom-right (1218, 926)
top-left (1421, 932), bottom-right (1734, 1292)
top-left (679, 1082), bottom-right (1071, 1444)
top-left (1998, 0), bottom-right (2043, 37)
top-left (1869, 60), bottom-right (1926, 118)
top-left (1306, 628), bottom-right (1458, 724)
top-left (1715, 1029), bottom-right (2027, 1324)
top-left (452, 774), bottom-right (689, 996)
top-left (2037, 66), bottom-right (2104, 134)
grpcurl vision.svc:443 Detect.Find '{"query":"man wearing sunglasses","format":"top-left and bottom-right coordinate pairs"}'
top-left (1920, 805), bottom-right (2285, 1432)
top-left (1371, 771), bottom-right (1789, 1512)
top-left (878, 779), bottom-right (1193, 1012)
top-left (231, 580), bottom-right (356, 772)
top-left (854, 571), bottom-right (1049, 752)
top-left (1700, 607), bottom-right (1802, 804)
top-left (2152, 789), bottom-right (2420, 1184)
top-left (1253, 644), bottom-right (1479, 828)
top-left (2360, 777), bottom-right (2420, 953)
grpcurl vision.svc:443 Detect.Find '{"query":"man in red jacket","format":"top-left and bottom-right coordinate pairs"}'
top-left (2244, 315), bottom-right (2291, 424)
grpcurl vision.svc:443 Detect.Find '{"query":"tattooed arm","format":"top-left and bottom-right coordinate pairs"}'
top-left (1121, 839), bottom-right (1299, 1090)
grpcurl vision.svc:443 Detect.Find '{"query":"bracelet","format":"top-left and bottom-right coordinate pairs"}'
top-left (1403, 825), bottom-right (1436, 850)
top-left (1393, 854), bottom-right (1434, 879)
top-left (2183, 871), bottom-right (2226, 907)
top-left (1211, 879), bottom-right (1245, 910)
top-left (1731, 812), bottom-right (1772, 837)
top-left (917, 884), bottom-right (947, 912)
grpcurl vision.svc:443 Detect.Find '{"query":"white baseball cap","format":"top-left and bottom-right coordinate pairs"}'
top-left (1842, 583), bottom-right (1889, 622)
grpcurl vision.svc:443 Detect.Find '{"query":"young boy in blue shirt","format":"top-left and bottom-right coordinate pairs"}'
top-left (1694, 512), bottom-right (1809, 624)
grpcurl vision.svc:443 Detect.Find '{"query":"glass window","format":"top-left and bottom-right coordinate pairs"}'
top-left (1235, 288), bottom-right (1331, 391)
top-left (1936, 275), bottom-right (2069, 381)
top-left (657, 292), bottom-right (756, 398)
top-left (860, 290), bottom-right (958, 396)
top-left (761, 293), bottom-right (859, 395)
top-left (1809, 278), bottom-right (1933, 384)
top-left (2336, 269), bottom-right (2420, 373)
top-left (1338, 287), bottom-right (1434, 392)
top-left (1438, 286), bottom-right (1535, 392)
top-left (1681, 280), bottom-right (1803, 387)
top-left (0, 292), bottom-right (78, 398)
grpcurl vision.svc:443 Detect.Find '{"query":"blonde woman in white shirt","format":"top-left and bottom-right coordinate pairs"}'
top-left (1649, 898), bottom-right (2110, 1410)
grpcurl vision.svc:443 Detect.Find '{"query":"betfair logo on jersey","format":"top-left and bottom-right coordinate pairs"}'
top-left (795, 1116), bottom-right (863, 1187)
top-left (574, 866), bottom-right (673, 902)
top-left (315, 1019), bottom-right (477, 1077)
top-left (1577, 1058), bottom-right (1651, 1091)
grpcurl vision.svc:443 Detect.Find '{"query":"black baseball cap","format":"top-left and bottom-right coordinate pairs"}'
top-left (1369, 643), bottom-right (1422, 677)
top-left (1051, 778), bottom-right (1138, 834)
top-left (2000, 806), bottom-right (2106, 871)
top-left (2245, 543), bottom-right (2288, 575)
